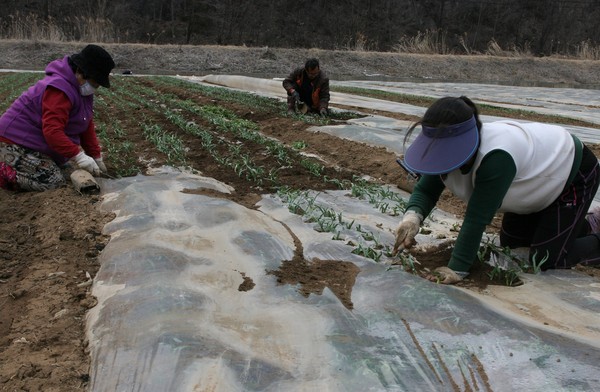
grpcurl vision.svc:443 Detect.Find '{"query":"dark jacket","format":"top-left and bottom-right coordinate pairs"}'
top-left (283, 68), bottom-right (330, 111)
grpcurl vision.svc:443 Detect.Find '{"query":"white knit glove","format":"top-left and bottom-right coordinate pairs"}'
top-left (428, 266), bottom-right (469, 285)
top-left (393, 210), bottom-right (423, 254)
top-left (94, 156), bottom-right (107, 173)
top-left (70, 151), bottom-right (100, 176)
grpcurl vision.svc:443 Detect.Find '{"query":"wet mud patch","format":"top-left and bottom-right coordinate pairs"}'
top-left (267, 219), bottom-right (360, 309)
top-left (237, 271), bottom-right (255, 291)
top-left (267, 257), bottom-right (360, 310)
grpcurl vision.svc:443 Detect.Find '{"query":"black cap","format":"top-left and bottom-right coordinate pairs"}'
top-left (70, 44), bottom-right (115, 88)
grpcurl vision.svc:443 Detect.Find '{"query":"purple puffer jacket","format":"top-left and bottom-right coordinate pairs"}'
top-left (0, 56), bottom-right (93, 164)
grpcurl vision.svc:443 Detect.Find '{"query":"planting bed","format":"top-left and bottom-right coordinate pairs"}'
top-left (1, 72), bottom-right (599, 390)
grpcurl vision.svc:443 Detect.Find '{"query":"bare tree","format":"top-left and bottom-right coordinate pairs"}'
top-left (0, 0), bottom-right (597, 54)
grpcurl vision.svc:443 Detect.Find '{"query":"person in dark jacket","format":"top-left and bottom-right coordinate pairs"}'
top-left (0, 44), bottom-right (115, 191)
top-left (282, 58), bottom-right (330, 116)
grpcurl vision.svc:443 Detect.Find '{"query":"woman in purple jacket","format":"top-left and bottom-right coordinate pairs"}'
top-left (0, 44), bottom-right (115, 191)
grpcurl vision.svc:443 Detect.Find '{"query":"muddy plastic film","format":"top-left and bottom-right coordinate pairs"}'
top-left (88, 168), bottom-right (600, 392)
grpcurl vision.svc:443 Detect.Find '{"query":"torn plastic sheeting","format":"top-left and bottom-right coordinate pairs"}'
top-left (87, 169), bottom-right (600, 392)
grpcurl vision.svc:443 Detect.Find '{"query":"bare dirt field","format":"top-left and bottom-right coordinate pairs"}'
top-left (0, 41), bottom-right (599, 391)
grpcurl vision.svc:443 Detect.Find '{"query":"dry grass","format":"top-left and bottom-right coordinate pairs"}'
top-left (485, 38), bottom-right (533, 58)
top-left (392, 29), bottom-right (451, 55)
top-left (1, 13), bottom-right (599, 60)
top-left (341, 32), bottom-right (371, 52)
top-left (1, 12), bottom-right (115, 42)
top-left (575, 39), bottom-right (600, 60)
top-left (391, 29), bottom-right (599, 61)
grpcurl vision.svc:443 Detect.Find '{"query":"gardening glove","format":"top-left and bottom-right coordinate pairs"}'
top-left (319, 108), bottom-right (328, 117)
top-left (428, 266), bottom-right (469, 285)
top-left (94, 156), bottom-right (107, 174)
top-left (70, 151), bottom-right (100, 176)
top-left (290, 90), bottom-right (300, 103)
top-left (393, 210), bottom-right (422, 254)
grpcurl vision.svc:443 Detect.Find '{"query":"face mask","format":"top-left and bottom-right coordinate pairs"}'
top-left (79, 81), bottom-right (96, 96)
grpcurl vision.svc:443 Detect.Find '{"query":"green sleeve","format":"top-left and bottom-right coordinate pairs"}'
top-left (405, 174), bottom-right (446, 218)
top-left (448, 150), bottom-right (517, 272)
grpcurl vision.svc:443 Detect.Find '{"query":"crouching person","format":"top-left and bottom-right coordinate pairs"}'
top-left (0, 44), bottom-right (115, 191)
top-left (394, 96), bottom-right (600, 284)
top-left (283, 58), bottom-right (330, 116)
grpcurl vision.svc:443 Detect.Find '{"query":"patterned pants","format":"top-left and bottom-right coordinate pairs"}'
top-left (0, 142), bottom-right (66, 191)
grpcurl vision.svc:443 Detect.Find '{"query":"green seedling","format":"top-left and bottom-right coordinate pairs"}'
top-left (487, 266), bottom-right (521, 286)
top-left (378, 202), bottom-right (389, 214)
top-left (301, 159), bottom-right (324, 177)
top-left (362, 232), bottom-right (375, 241)
top-left (292, 140), bottom-right (308, 150)
top-left (530, 249), bottom-right (549, 274)
top-left (396, 251), bottom-right (420, 273)
top-left (324, 176), bottom-right (351, 190)
top-left (316, 218), bottom-right (339, 233)
top-left (352, 244), bottom-right (383, 262)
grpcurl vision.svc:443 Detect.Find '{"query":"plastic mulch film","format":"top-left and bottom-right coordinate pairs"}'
top-left (88, 168), bottom-right (600, 392)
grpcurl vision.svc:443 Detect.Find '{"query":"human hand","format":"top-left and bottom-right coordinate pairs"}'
top-left (94, 156), bottom-right (107, 173)
top-left (426, 266), bottom-right (468, 285)
top-left (291, 90), bottom-right (300, 103)
top-left (393, 210), bottom-right (422, 254)
top-left (71, 151), bottom-right (100, 176)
